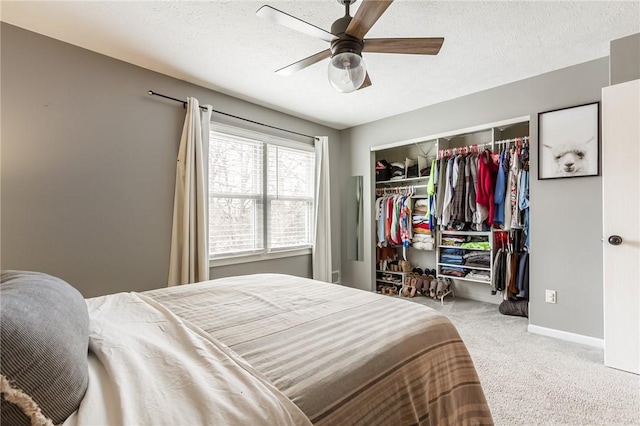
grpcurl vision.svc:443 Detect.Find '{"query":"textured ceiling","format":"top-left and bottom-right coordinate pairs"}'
top-left (2, 1), bottom-right (639, 129)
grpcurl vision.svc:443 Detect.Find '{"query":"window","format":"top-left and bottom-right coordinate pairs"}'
top-left (209, 123), bottom-right (315, 261)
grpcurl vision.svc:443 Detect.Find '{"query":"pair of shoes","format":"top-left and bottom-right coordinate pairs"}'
top-left (434, 277), bottom-right (453, 299)
top-left (382, 285), bottom-right (399, 296)
top-left (404, 274), bottom-right (413, 288)
top-left (436, 278), bottom-right (446, 298)
top-left (428, 277), bottom-right (438, 298)
top-left (425, 268), bottom-right (437, 277)
top-left (443, 277), bottom-right (453, 294)
top-left (417, 274), bottom-right (430, 295)
top-left (399, 260), bottom-right (412, 272)
top-left (401, 284), bottom-right (416, 297)
top-left (410, 273), bottom-right (423, 293)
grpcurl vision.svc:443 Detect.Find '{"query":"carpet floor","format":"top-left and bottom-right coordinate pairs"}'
top-left (404, 295), bottom-right (640, 426)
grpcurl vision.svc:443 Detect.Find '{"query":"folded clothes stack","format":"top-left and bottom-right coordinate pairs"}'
top-left (466, 270), bottom-right (491, 281)
top-left (463, 251), bottom-right (491, 268)
top-left (412, 199), bottom-right (431, 240)
top-left (389, 161), bottom-right (405, 180)
top-left (375, 159), bottom-right (391, 181)
top-left (412, 233), bottom-right (434, 250)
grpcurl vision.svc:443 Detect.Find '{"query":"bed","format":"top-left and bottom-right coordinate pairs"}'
top-left (1, 271), bottom-right (493, 426)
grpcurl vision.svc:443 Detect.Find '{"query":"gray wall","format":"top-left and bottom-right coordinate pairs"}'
top-left (610, 33), bottom-right (640, 85)
top-left (1, 23), bottom-right (343, 297)
top-left (342, 58), bottom-right (609, 339)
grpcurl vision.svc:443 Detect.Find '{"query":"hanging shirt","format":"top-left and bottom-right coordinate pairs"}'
top-left (519, 169), bottom-right (530, 249)
top-left (385, 196), bottom-right (393, 244)
top-left (376, 196), bottom-right (386, 246)
top-left (509, 152), bottom-right (521, 229)
top-left (427, 159), bottom-right (437, 196)
top-left (464, 154), bottom-right (476, 223)
top-left (516, 252), bottom-right (529, 299)
top-left (493, 151), bottom-right (507, 226)
top-left (503, 150), bottom-right (513, 230)
top-left (466, 154), bottom-right (481, 227)
top-left (426, 159), bottom-right (437, 230)
top-left (435, 157), bottom-right (448, 222)
top-left (441, 157), bottom-right (456, 226)
top-left (451, 155), bottom-right (466, 222)
top-left (400, 197), bottom-right (412, 247)
top-left (476, 149), bottom-right (498, 226)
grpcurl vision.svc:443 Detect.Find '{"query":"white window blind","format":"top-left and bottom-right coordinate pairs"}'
top-left (267, 145), bottom-right (314, 250)
top-left (209, 124), bottom-right (315, 259)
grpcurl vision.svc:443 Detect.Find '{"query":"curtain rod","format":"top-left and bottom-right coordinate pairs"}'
top-left (147, 90), bottom-right (316, 140)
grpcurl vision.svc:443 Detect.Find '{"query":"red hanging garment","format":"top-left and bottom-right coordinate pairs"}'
top-left (476, 149), bottom-right (499, 225)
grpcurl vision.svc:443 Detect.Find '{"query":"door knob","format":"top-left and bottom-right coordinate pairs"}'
top-left (608, 235), bottom-right (623, 245)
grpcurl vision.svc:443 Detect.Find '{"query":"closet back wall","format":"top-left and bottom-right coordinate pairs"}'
top-left (342, 57), bottom-right (609, 341)
top-left (1, 23), bottom-right (343, 298)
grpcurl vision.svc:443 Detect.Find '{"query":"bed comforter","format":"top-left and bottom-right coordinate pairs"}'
top-left (63, 292), bottom-right (311, 426)
top-left (144, 273), bottom-right (493, 425)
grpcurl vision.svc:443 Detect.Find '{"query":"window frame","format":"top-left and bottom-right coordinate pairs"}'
top-left (208, 122), bottom-right (315, 267)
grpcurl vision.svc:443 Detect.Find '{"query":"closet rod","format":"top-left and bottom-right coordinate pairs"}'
top-left (376, 184), bottom-right (428, 189)
top-left (494, 136), bottom-right (530, 145)
top-left (147, 90), bottom-right (316, 140)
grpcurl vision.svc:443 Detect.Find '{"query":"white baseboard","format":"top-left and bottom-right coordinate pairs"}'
top-left (527, 324), bottom-right (604, 349)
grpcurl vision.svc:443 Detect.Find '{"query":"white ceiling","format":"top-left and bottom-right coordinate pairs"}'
top-left (1, 1), bottom-right (639, 129)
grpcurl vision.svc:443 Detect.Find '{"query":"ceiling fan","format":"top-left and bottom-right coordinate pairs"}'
top-left (256, 0), bottom-right (444, 93)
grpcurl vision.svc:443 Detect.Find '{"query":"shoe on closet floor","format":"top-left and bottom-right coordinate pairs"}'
top-left (429, 278), bottom-right (438, 298)
top-left (419, 274), bottom-right (431, 295)
top-left (436, 279), bottom-right (446, 298)
top-left (444, 278), bottom-right (453, 293)
top-left (412, 273), bottom-right (424, 294)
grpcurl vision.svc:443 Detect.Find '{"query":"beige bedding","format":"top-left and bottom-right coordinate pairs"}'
top-left (144, 273), bottom-right (492, 425)
top-left (64, 293), bottom-right (311, 426)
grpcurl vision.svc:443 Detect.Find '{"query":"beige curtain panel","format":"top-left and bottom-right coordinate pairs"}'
top-left (168, 97), bottom-right (212, 286)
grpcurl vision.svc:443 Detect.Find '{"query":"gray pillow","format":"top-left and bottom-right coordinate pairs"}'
top-left (1, 270), bottom-right (90, 425)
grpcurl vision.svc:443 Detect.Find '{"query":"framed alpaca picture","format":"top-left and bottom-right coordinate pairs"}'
top-left (538, 102), bottom-right (600, 179)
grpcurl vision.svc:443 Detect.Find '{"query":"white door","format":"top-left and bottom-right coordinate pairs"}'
top-left (602, 79), bottom-right (640, 375)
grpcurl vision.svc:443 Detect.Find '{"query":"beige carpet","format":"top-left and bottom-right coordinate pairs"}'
top-left (404, 295), bottom-right (640, 426)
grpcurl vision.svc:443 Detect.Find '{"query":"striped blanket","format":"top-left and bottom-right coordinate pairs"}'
top-left (144, 273), bottom-right (493, 425)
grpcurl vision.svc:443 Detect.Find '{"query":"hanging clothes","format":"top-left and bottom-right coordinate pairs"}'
top-left (427, 159), bottom-right (438, 231)
top-left (451, 155), bottom-right (467, 222)
top-left (509, 151), bottom-right (521, 229)
top-left (476, 149), bottom-right (498, 226)
top-left (516, 252), bottom-right (529, 299)
top-left (503, 149), bottom-right (514, 230)
top-left (441, 157), bottom-right (456, 226)
top-left (519, 168), bottom-right (530, 248)
top-left (493, 151), bottom-right (508, 226)
top-left (376, 196), bottom-right (386, 247)
top-left (376, 193), bottom-right (413, 248)
top-left (464, 153), bottom-right (478, 224)
top-left (435, 157), bottom-right (448, 222)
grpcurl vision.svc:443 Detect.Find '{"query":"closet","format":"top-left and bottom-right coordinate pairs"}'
top-left (374, 143), bottom-right (437, 296)
top-left (372, 117), bottom-right (530, 305)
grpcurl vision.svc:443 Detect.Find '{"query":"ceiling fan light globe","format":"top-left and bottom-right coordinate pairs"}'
top-left (328, 52), bottom-right (366, 93)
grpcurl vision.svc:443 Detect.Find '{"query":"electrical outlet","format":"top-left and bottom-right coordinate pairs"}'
top-left (545, 289), bottom-right (557, 304)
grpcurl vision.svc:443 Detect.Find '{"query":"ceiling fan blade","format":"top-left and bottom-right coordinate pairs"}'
top-left (275, 49), bottom-right (332, 76)
top-left (345, 0), bottom-right (393, 40)
top-left (257, 5), bottom-right (334, 43)
top-left (363, 37), bottom-right (445, 55)
top-left (358, 73), bottom-right (372, 90)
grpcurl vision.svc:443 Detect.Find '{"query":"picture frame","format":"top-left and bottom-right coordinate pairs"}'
top-left (538, 102), bottom-right (600, 180)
